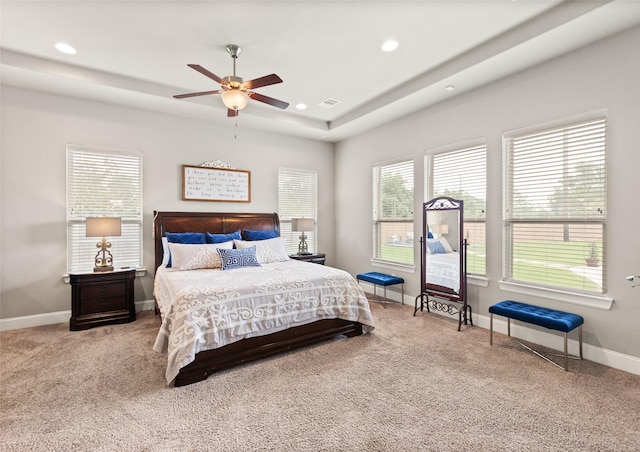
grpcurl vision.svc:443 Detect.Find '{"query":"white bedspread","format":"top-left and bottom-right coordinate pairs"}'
top-left (153, 260), bottom-right (375, 384)
top-left (427, 252), bottom-right (460, 292)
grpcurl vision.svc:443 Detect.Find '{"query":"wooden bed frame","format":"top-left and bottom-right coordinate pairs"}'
top-left (153, 211), bottom-right (365, 387)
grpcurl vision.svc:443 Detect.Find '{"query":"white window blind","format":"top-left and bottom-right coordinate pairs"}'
top-left (278, 168), bottom-right (317, 254)
top-left (373, 159), bottom-right (414, 266)
top-left (503, 116), bottom-right (607, 294)
top-left (425, 144), bottom-right (487, 276)
top-left (67, 145), bottom-right (143, 272)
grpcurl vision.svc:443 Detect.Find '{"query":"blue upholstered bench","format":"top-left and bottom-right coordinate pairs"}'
top-left (356, 272), bottom-right (404, 305)
top-left (489, 300), bottom-right (584, 371)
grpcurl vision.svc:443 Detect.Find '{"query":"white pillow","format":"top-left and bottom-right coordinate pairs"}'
top-left (161, 237), bottom-right (170, 267)
top-left (167, 241), bottom-right (234, 270)
top-left (234, 237), bottom-right (290, 264)
top-left (439, 236), bottom-right (454, 253)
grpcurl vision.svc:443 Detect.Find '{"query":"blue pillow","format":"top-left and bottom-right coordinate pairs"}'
top-left (206, 230), bottom-right (241, 244)
top-left (241, 229), bottom-right (278, 241)
top-left (217, 246), bottom-right (261, 271)
top-left (427, 231), bottom-right (434, 239)
top-left (165, 232), bottom-right (206, 267)
top-left (427, 240), bottom-right (446, 255)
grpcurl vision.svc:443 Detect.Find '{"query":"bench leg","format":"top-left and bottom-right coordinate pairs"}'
top-left (564, 332), bottom-right (569, 371)
top-left (490, 313), bottom-right (583, 371)
top-left (579, 325), bottom-right (583, 359)
top-left (490, 313), bottom-right (494, 345)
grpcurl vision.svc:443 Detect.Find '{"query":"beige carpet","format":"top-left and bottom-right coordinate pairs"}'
top-left (1, 299), bottom-right (639, 451)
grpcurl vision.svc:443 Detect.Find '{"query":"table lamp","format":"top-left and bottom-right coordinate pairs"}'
top-left (86, 216), bottom-right (121, 272)
top-left (291, 218), bottom-right (314, 255)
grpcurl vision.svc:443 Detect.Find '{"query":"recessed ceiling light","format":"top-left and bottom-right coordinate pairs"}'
top-left (296, 103), bottom-right (307, 110)
top-left (55, 42), bottom-right (77, 55)
top-left (381, 40), bottom-right (399, 52)
top-left (445, 85), bottom-right (455, 91)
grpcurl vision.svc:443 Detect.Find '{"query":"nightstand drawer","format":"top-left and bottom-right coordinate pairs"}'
top-left (78, 283), bottom-right (127, 314)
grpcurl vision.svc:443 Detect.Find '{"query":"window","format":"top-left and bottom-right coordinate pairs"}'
top-left (278, 168), bottom-right (317, 254)
top-left (67, 145), bottom-right (143, 272)
top-left (373, 159), bottom-right (414, 267)
top-left (425, 143), bottom-right (487, 276)
top-left (503, 115), bottom-right (607, 294)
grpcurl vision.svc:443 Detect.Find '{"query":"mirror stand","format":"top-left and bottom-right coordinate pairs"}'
top-left (413, 196), bottom-right (472, 331)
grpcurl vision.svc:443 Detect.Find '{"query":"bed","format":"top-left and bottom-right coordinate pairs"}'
top-left (152, 211), bottom-right (375, 386)
top-left (426, 251), bottom-right (460, 293)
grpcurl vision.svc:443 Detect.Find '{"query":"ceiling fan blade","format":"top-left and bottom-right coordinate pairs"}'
top-left (173, 90), bottom-right (221, 99)
top-left (187, 64), bottom-right (225, 85)
top-left (248, 92), bottom-right (289, 110)
top-left (244, 74), bottom-right (283, 90)
top-left (227, 108), bottom-right (239, 117)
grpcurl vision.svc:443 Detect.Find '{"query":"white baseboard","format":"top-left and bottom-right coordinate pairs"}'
top-left (408, 297), bottom-right (640, 376)
top-left (3, 297), bottom-right (638, 376)
top-left (0, 299), bottom-right (156, 331)
top-left (473, 312), bottom-right (640, 376)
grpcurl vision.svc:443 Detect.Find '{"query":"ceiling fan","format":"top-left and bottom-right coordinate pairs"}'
top-left (174, 44), bottom-right (289, 117)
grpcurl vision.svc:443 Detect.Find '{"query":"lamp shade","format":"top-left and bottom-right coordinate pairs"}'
top-left (439, 224), bottom-right (449, 235)
top-left (86, 217), bottom-right (121, 237)
top-left (221, 89), bottom-right (249, 111)
top-left (291, 218), bottom-right (314, 232)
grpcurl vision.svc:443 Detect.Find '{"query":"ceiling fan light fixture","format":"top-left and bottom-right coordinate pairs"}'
top-left (174, 43), bottom-right (288, 115)
top-left (221, 89), bottom-right (249, 111)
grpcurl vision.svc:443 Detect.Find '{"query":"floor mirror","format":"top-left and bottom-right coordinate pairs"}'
top-left (414, 196), bottom-right (472, 331)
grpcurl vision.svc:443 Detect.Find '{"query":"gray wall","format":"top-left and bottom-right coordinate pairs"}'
top-left (1, 25), bottom-right (638, 366)
top-left (0, 88), bottom-right (335, 318)
top-left (334, 26), bottom-right (640, 359)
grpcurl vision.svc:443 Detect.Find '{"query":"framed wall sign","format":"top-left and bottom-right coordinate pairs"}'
top-left (182, 165), bottom-right (251, 202)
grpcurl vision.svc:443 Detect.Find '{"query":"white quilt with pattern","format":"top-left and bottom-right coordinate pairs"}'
top-left (427, 252), bottom-right (460, 292)
top-left (153, 260), bottom-right (375, 384)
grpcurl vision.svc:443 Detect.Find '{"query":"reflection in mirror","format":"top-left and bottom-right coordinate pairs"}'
top-left (414, 196), bottom-right (472, 331)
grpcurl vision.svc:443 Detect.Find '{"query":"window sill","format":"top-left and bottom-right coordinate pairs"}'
top-left (370, 259), bottom-right (415, 274)
top-left (498, 280), bottom-right (613, 311)
top-left (468, 275), bottom-right (489, 288)
top-left (63, 268), bottom-right (147, 284)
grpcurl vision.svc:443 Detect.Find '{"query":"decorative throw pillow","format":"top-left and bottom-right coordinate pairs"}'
top-left (217, 246), bottom-right (261, 271)
top-left (168, 241), bottom-right (234, 270)
top-left (427, 231), bottom-right (434, 239)
top-left (234, 237), bottom-right (290, 264)
top-left (426, 239), bottom-right (446, 255)
top-left (241, 229), bottom-right (279, 241)
top-left (439, 236), bottom-right (454, 253)
top-left (164, 232), bottom-right (206, 267)
top-left (206, 230), bottom-right (241, 244)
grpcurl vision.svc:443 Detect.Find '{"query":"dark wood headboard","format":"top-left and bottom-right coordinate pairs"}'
top-left (153, 211), bottom-right (280, 270)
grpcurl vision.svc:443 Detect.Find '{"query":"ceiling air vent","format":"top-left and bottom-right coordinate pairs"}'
top-left (319, 98), bottom-right (341, 108)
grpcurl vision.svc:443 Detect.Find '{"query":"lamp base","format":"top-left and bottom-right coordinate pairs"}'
top-left (94, 265), bottom-right (114, 273)
top-left (297, 252), bottom-right (313, 256)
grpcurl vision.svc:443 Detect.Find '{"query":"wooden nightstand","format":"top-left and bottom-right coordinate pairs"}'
top-left (69, 269), bottom-right (136, 331)
top-left (289, 253), bottom-right (326, 265)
